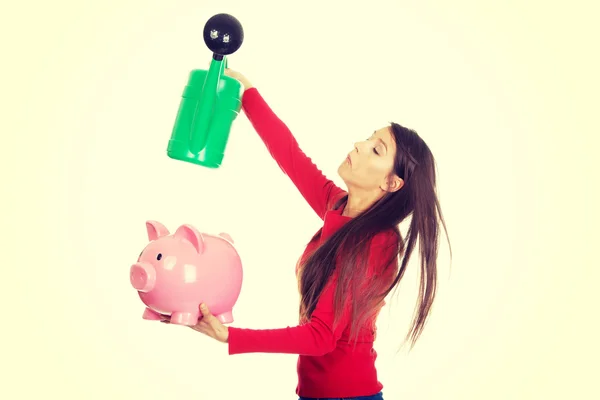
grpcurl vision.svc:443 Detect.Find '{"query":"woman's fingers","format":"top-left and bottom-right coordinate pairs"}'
top-left (159, 314), bottom-right (171, 323)
top-left (190, 320), bottom-right (209, 334)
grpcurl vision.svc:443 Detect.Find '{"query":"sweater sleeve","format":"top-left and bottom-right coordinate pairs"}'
top-left (226, 232), bottom-right (398, 356)
top-left (227, 275), bottom-right (349, 357)
top-left (241, 87), bottom-right (346, 219)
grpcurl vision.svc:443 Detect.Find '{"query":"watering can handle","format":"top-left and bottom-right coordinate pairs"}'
top-left (189, 56), bottom-right (229, 154)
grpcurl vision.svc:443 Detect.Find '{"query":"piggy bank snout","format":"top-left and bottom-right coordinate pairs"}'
top-left (130, 262), bottom-right (157, 292)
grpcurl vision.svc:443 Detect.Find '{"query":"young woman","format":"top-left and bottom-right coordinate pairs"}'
top-left (161, 68), bottom-right (450, 400)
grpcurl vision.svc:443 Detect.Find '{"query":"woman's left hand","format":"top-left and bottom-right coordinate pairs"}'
top-left (160, 304), bottom-right (229, 343)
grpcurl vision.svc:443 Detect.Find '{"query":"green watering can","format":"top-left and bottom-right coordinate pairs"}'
top-left (167, 13), bottom-right (245, 169)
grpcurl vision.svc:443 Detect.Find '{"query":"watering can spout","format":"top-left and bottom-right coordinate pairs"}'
top-left (189, 57), bottom-right (227, 154)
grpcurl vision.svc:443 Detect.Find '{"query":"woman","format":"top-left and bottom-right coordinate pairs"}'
top-left (162, 68), bottom-right (450, 400)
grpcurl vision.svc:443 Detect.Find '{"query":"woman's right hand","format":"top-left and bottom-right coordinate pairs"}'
top-left (223, 68), bottom-right (254, 91)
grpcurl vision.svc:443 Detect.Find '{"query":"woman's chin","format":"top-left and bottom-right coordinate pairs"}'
top-left (337, 165), bottom-right (351, 184)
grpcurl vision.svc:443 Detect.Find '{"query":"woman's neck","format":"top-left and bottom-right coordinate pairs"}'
top-left (342, 190), bottom-right (383, 217)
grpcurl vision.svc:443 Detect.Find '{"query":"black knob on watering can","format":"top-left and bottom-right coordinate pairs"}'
top-left (203, 13), bottom-right (244, 61)
top-left (167, 13), bottom-right (245, 169)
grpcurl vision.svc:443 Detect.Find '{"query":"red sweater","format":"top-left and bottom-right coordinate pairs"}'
top-left (227, 87), bottom-right (397, 398)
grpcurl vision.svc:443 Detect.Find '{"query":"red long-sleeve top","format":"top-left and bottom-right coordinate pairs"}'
top-left (227, 87), bottom-right (398, 399)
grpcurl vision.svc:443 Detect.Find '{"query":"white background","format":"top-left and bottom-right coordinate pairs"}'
top-left (2, 0), bottom-right (598, 399)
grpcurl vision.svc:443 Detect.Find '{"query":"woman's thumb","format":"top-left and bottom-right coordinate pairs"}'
top-left (200, 303), bottom-right (213, 319)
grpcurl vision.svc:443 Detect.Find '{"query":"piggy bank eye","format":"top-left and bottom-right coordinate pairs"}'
top-left (157, 253), bottom-right (163, 261)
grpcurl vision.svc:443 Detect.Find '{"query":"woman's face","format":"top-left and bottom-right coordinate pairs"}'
top-left (338, 126), bottom-right (403, 193)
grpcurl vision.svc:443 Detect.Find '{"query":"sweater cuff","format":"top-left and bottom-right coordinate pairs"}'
top-left (242, 86), bottom-right (259, 100)
top-left (241, 87), bottom-right (261, 109)
top-left (227, 326), bottom-right (243, 355)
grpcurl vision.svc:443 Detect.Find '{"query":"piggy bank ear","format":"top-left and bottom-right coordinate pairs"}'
top-left (146, 220), bottom-right (170, 241)
top-left (219, 232), bottom-right (234, 244)
top-left (174, 224), bottom-right (205, 254)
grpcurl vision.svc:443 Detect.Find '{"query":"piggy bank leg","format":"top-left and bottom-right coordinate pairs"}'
top-left (214, 311), bottom-right (234, 324)
top-left (142, 308), bottom-right (163, 321)
top-left (170, 311), bottom-right (200, 326)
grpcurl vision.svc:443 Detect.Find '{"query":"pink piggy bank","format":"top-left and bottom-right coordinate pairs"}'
top-left (129, 220), bottom-right (243, 325)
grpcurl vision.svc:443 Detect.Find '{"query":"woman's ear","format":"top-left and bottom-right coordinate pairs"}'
top-left (383, 174), bottom-right (404, 192)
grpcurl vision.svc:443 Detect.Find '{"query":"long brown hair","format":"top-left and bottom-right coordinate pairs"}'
top-left (298, 122), bottom-right (451, 348)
